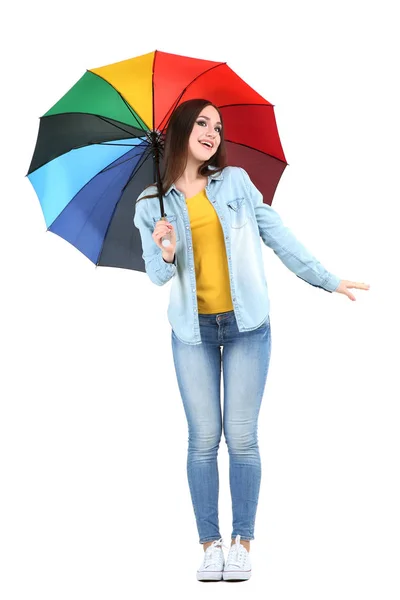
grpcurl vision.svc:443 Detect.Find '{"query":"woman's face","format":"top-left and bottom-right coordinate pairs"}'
top-left (187, 104), bottom-right (222, 163)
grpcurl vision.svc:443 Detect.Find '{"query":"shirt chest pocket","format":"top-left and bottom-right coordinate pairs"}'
top-left (226, 197), bottom-right (248, 229)
top-left (152, 214), bottom-right (180, 242)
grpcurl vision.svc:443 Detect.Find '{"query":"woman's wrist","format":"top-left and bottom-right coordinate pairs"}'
top-left (162, 250), bottom-right (175, 263)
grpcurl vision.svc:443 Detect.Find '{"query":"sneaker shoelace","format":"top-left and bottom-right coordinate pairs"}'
top-left (226, 536), bottom-right (248, 568)
top-left (202, 538), bottom-right (229, 569)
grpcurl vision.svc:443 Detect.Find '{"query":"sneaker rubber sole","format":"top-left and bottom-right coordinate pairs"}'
top-left (223, 568), bottom-right (252, 581)
top-left (197, 570), bottom-right (223, 581)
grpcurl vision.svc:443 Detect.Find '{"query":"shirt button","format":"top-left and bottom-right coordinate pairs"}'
top-left (233, 298), bottom-right (236, 301)
top-left (189, 246), bottom-right (192, 250)
top-left (186, 226), bottom-right (189, 229)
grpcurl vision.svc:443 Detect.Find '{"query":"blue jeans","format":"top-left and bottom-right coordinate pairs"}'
top-left (171, 310), bottom-right (272, 544)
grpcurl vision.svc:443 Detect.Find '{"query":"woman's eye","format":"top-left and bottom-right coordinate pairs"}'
top-left (197, 120), bottom-right (221, 133)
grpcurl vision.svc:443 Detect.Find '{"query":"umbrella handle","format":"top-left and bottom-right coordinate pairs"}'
top-left (161, 216), bottom-right (172, 248)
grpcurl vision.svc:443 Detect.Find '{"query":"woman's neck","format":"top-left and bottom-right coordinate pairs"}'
top-left (176, 161), bottom-right (207, 185)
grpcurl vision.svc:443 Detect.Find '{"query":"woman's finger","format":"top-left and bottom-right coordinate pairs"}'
top-left (154, 226), bottom-right (173, 239)
top-left (348, 281), bottom-right (370, 289)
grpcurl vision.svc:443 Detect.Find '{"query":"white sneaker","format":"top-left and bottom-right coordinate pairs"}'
top-left (223, 534), bottom-right (252, 580)
top-left (196, 538), bottom-right (229, 581)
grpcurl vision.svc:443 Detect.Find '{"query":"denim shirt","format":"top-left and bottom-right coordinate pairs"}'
top-left (133, 165), bottom-right (341, 345)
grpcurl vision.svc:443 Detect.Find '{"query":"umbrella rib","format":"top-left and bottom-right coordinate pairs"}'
top-left (156, 61), bottom-right (227, 132)
top-left (152, 51), bottom-right (157, 135)
top-left (97, 141), bottom-right (143, 147)
top-left (118, 146), bottom-right (156, 266)
top-left (120, 144), bottom-right (155, 195)
top-left (98, 144), bottom-right (149, 174)
top-left (225, 139), bottom-right (288, 164)
top-left (218, 102), bottom-right (274, 108)
top-left (116, 92), bottom-right (150, 131)
top-left (94, 113), bottom-right (147, 138)
top-left (74, 169), bottom-right (124, 262)
top-left (44, 109), bottom-right (146, 139)
top-left (90, 70), bottom-right (150, 132)
top-left (120, 143), bottom-right (164, 266)
top-left (95, 147), bottom-right (155, 267)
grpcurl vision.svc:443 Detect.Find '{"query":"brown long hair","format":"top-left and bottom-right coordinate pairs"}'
top-left (137, 99), bottom-right (228, 202)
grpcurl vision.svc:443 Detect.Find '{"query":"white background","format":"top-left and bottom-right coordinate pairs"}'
top-left (1, 0), bottom-right (398, 597)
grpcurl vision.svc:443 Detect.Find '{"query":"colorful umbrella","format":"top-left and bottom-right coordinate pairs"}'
top-left (26, 50), bottom-right (288, 272)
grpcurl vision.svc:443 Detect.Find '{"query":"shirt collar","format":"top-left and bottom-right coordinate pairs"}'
top-left (164, 165), bottom-right (224, 196)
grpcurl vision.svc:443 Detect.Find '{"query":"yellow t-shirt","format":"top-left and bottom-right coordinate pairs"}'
top-left (185, 188), bottom-right (233, 314)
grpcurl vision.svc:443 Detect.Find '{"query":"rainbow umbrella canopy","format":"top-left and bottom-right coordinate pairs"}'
top-left (26, 50), bottom-right (288, 271)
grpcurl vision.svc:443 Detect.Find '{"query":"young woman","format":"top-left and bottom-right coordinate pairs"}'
top-left (133, 99), bottom-right (370, 581)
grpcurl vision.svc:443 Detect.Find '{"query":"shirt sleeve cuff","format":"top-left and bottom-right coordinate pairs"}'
top-left (156, 251), bottom-right (177, 282)
top-left (323, 273), bottom-right (341, 292)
